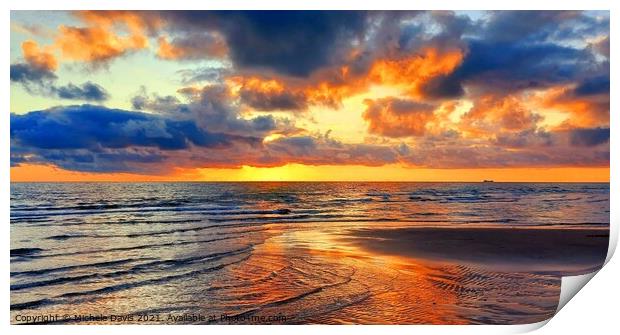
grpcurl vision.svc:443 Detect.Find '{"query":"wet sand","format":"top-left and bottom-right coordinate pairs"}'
top-left (345, 227), bottom-right (609, 275)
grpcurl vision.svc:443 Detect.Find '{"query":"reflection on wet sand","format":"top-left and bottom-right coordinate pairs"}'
top-left (216, 223), bottom-right (572, 324)
top-left (345, 226), bottom-right (609, 275)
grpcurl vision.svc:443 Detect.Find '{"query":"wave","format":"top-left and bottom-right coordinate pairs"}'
top-left (10, 248), bottom-right (43, 257)
top-left (11, 257), bottom-right (151, 277)
top-left (11, 250), bottom-right (254, 311)
top-left (11, 245), bottom-right (255, 291)
top-left (25, 232), bottom-right (258, 259)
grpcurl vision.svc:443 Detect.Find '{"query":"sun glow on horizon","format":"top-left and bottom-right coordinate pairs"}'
top-left (11, 163), bottom-right (610, 183)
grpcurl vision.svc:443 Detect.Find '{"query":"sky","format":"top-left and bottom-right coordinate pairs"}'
top-left (9, 10), bottom-right (610, 182)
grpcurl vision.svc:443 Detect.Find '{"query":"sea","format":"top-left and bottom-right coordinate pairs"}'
top-left (10, 182), bottom-right (610, 324)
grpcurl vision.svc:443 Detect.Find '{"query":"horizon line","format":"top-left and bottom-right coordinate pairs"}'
top-left (9, 180), bottom-right (611, 183)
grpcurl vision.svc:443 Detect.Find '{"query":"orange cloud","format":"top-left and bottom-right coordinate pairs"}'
top-left (21, 40), bottom-right (57, 71)
top-left (287, 47), bottom-right (465, 110)
top-left (304, 71), bottom-right (368, 109)
top-left (368, 47), bottom-right (464, 99)
top-left (55, 25), bottom-right (148, 63)
top-left (156, 37), bottom-right (184, 59)
top-left (537, 85), bottom-right (609, 129)
top-left (363, 97), bottom-right (436, 137)
top-left (52, 11), bottom-right (161, 64)
top-left (459, 95), bottom-right (542, 137)
top-left (74, 10), bottom-right (162, 34)
top-left (222, 47), bottom-right (464, 113)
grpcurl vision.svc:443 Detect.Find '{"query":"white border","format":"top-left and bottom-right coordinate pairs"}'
top-left (3, 1), bottom-right (617, 334)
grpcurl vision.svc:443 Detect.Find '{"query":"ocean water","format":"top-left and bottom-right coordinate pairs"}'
top-left (10, 182), bottom-right (610, 324)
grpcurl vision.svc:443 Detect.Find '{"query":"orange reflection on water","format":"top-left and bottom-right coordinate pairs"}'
top-left (250, 225), bottom-right (468, 324)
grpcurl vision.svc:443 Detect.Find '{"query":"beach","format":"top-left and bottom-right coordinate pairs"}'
top-left (346, 226), bottom-right (609, 274)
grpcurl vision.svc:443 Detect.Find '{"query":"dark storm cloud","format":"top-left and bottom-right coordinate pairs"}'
top-left (425, 39), bottom-right (594, 98)
top-left (10, 104), bottom-right (271, 173)
top-left (10, 104), bottom-right (401, 173)
top-left (160, 11), bottom-right (369, 77)
top-left (418, 74), bottom-right (465, 99)
top-left (238, 85), bottom-right (309, 111)
top-left (10, 105), bottom-right (238, 151)
top-left (569, 127), bottom-right (610, 147)
top-left (54, 82), bottom-right (109, 101)
top-left (481, 11), bottom-right (582, 43)
top-left (412, 11), bottom-right (610, 99)
top-left (10, 62), bottom-right (110, 101)
top-left (10, 62), bottom-right (57, 84)
top-left (574, 75), bottom-right (610, 96)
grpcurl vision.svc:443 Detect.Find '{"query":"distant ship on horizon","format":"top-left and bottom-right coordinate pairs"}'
top-left (483, 180), bottom-right (494, 183)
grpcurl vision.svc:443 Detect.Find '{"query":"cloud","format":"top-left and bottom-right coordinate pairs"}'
top-left (155, 11), bottom-right (370, 77)
top-left (574, 75), bottom-right (609, 96)
top-left (368, 47), bottom-right (465, 99)
top-left (569, 127), bottom-right (610, 147)
top-left (49, 10), bottom-right (164, 66)
top-left (157, 33), bottom-right (227, 60)
top-left (10, 10), bottom-right (610, 174)
top-left (11, 65), bottom-right (110, 101)
top-left (10, 105), bottom-right (254, 173)
top-left (10, 40), bottom-right (110, 101)
top-left (416, 12), bottom-right (608, 100)
top-left (53, 82), bottom-right (109, 101)
top-left (55, 25), bottom-right (148, 65)
top-left (435, 40), bottom-right (596, 98)
top-left (10, 40), bottom-right (57, 87)
top-left (131, 87), bottom-right (190, 115)
top-left (21, 40), bottom-right (57, 71)
top-left (10, 63), bottom-right (56, 86)
top-left (258, 133), bottom-right (399, 167)
top-left (538, 83), bottom-right (609, 128)
top-left (176, 84), bottom-right (286, 136)
top-left (11, 22), bottom-right (54, 39)
top-left (10, 105), bottom-right (238, 151)
top-left (363, 97), bottom-right (437, 137)
top-left (400, 128), bottom-right (609, 169)
top-left (177, 66), bottom-right (230, 85)
top-left (220, 45), bottom-right (466, 113)
top-left (11, 102), bottom-right (610, 173)
top-left (494, 129), bottom-right (553, 148)
top-left (460, 95), bottom-right (543, 136)
top-left (32, 10), bottom-right (607, 108)
top-left (591, 36), bottom-right (610, 58)
top-left (481, 11), bottom-right (582, 43)
top-left (231, 76), bottom-right (309, 112)
top-left (10, 105), bottom-right (397, 173)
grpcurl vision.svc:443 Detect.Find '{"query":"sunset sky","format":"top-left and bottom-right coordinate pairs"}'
top-left (10, 11), bottom-right (610, 182)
